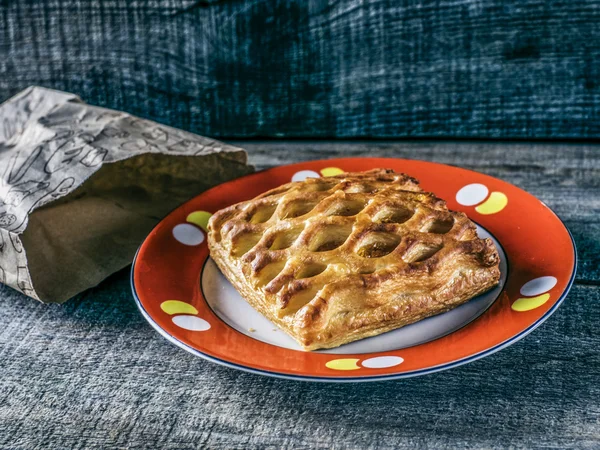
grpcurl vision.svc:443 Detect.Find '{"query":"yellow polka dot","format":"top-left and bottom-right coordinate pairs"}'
top-left (161, 300), bottom-right (199, 315)
top-left (475, 191), bottom-right (508, 215)
top-left (186, 211), bottom-right (212, 232)
top-left (320, 167), bottom-right (344, 177)
top-left (511, 294), bottom-right (550, 312)
top-left (325, 358), bottom-right (361, 371)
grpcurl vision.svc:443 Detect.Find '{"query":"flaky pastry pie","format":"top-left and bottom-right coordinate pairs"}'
top-left (207, 169), bottom-right (501, 350)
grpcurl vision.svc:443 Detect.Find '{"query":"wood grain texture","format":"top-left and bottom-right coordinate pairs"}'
top-left (1, 0), bottom-right (600, 138)
top-left (0, 142), bottom-right (598, 449)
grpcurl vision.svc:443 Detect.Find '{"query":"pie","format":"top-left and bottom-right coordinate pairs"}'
top-left (207, 169), bottom-right (501, 350)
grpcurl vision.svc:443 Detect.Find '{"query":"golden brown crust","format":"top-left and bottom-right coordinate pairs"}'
top-left (208, 169), bottom-right (501, 350)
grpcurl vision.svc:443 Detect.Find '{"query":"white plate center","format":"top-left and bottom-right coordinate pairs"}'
top-left (202, 226), bottom-right (507, 354)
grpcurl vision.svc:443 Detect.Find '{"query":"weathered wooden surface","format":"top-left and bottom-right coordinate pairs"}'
top-left (2, 1), bottom-right (600, 139)
top-left (1, 142), bottom-right (599, 449)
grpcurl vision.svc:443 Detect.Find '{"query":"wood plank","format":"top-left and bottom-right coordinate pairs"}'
top-left (2, 1), bottom-right (600, 138)
top-left (0, 141), bottom-right (596, 448)
top-left (0, 272), bottom-right (597, 448)
top-left (238, 140), bottom-right (600, 282)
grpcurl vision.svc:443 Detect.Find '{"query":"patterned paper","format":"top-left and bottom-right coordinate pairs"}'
top-left (0, 86), bottom-right (251, 302)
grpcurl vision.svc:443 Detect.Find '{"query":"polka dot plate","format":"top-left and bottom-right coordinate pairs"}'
top-left (131, 158), bottom-right (576, 382)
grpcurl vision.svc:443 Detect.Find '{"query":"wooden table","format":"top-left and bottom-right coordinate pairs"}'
top-left (1, 142), bottom-right (598, 449)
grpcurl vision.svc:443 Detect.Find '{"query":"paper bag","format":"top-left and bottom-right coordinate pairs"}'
top-left (0, 86), bottom-right (253, 303)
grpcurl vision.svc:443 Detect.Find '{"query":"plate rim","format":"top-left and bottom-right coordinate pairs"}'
top-left (130, 158), bottom-right (578, 382)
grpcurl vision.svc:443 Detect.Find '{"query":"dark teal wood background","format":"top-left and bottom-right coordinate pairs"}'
top-left (1, 0), bottom-right (600, 138)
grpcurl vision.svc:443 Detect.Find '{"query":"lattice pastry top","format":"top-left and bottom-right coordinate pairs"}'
top-left (208, 169), bottom-right (500, 350)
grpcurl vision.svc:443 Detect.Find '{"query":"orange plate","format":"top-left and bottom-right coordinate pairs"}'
top-left (131, 158), bottom-right (576, 382)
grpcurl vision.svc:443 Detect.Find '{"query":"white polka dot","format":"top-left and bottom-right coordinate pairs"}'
top-left (456, 183), bottom-right (489, 206)
top-left (172, 224), bottom-right (205, 246)
top-left (292, 170), bottom-right (320, 182)
top-left (361, 356), bottom-right (404, 369)
top-left (520, 276), bottom-right (558, 297)
top-left (172, 315), bottom-right (211, 331)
